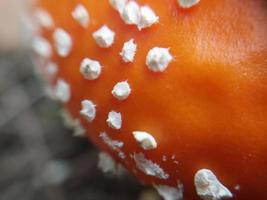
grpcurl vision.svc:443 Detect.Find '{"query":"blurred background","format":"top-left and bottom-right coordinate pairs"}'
top-left (0, 1), bottom-right (161, 199)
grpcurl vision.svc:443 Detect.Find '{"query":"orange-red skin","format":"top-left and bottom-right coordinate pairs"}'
top-left (36, 0), bottom-right (267, 199)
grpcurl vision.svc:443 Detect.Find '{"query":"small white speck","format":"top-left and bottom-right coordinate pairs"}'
top-left (118, 151), bottom-right (126, 159)
top-left (109, 0), bottom-right (128, 14)
top-left (93, 25), bottom-right (115, 48)
top-left (194, 169), bottom-right (233, 200)
top-left (120, 39), bottom-right (137, 63)
top-left (54, 79), bottom-right (71, 103)
top-left (138, 6), bottom-right (159, 30)
top-left (133, 152), bottom-right (169, 179)
top-left (107, 111), bottom-right (122, 130)
top-left (99, 132), bottom-right (124, 150)
top-left (72, 4), bottom-right (90, 28)
top-left (32, 36), bottom-right (52, 58)
top-left (112, 81), bottom-right (131, 100)
top-left (80, 58), bottom-right (102, 80)
top-left (177, 0), bottom-right (201, 8)
top-left (234, 185), bottom-right (240, 191)
top-left (146, 47), bottom-right (173, 72)
top-left (53, 28), bottom-right (72, 57)
top-left (154, 183), bottom-right (184, 200)
top-left (44, 62), bottom-right (58, 82)
top-left (121, 1), bottom-right (140, 25)
top-left (80, 100), bottom-right (96, 122)
top-left (35, 9), bottom-right (54, 28)
top-left (171, 155), bottom-right (176, 160)
top-left (46, 62), bottom-right (58, 76)
top-left (133, 131), bottom-right (157, 150)
top-left (162, 155), bottom-right (167, 162)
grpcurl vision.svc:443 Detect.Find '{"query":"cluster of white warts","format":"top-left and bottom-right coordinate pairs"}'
top-left (34, 1), bottom-right (235, 200)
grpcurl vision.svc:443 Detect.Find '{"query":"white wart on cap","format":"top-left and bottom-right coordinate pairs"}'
top-left (133, 152), bottom-right (169, 180)
top-left (60, 109), bottom-right (86, 137)
top-left (146, 47), bottom-right (173, 72)
top-left (53, 28), bottom-right (72, 57)
top-left (54, 79), bottom-right (71, 103)
top-left (138, 6), bottom-right (159, 30)
top-left (154, 184), bottom-right (184, 200)
top-left (72, 4), bottom-right (90, 28)
top-left (194, 169), bottom-right (233, 200)
top-left (46, 62), bottom-right (58, 76)
top-left (80, 58), bottom-right (102, 80)
top-left (32, 36), bottom-right (52, 58)
top-left (93, 25), bottom-right (115, 48)
top-left (80, 100), bottom-right (96, 122)
top-left (121, 1), bottom-right (140, 25)
top-left (35, 9), bottom-right (54, 29)
top-left (45, 62), bottom-right (58, 81)
top-left (120, 39), bottom-right (137, 63)
top-left (98, 152), bottom-right (117, 173)
top-left (99, 132), bottom-right (124, 150)
top-left (107, 111), bottom-right (122, 129)
top-left (177, 0), bottom-right (201, 8)
top-left (109, 0), bottom-right (128, 14)
top-left (112, 81), bottom-right (131, 100)
top-left (133, 131), bottom-right (157, 150)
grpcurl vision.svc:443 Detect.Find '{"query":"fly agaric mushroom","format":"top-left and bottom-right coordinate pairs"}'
top-left (32, 0), bottom-right (267, 199)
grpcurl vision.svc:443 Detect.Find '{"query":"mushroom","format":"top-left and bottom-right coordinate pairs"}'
top-left (33, 0), bottom-right (267, 200)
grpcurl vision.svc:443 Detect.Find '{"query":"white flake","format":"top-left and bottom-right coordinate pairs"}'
top-left (112, 81), bottom-right (131, 101)
top-left (72, 120), bottom-right (86, 137)
top-left (107, 111), bottom-right (122, 129)
top-left (99, 132), bottom-right (124, 150)
top-left (53, 28), bottom-right (72, 57)
top-left (146, 47), bottom-right (173, 72)
top-left (72, 4), bottom-right (90, 28)
top-left (98, 152), bottom-right (117, 173)
top-left (32, 36), bottom-right (52, 58)
top-left (120, 39), bottom-right (137, 63)
top-left (99, 132), bottom-right (126, 162)
top-left (93, 25), bottom-right (115, 48)
top-left (60, 109), bottom-right (86, 137)
top-left (138, 6), bottom-right (159, 30)
top-left (133, 152), bottom-right (169, 179)
top-left (44, 62), bottom-right (58, 82)
top-left (80, 58), bottom-right (102, 80)
top-left (54, 79), bottom-right (71, 103)
top-left (174, 160), bottom-right (179, 165)
top-left (118, 151), bottom-right (126, 159)
top-left (133, 131), bottom-right (157, 150)
top-left (154, 183), bottom-right (184, 200)
top-left (177, 0), bottom-right (201, 8)
top-left (162, 155), bottom-right (167, 161)
top-left (109, 0), bottom-right (128, 14)
top-left (98, 152), bottom-right (126, 175)
top-left (194, 169), bottom-right (233, 200)
top-left (80, 100), bottom-right (96, 122)
top-left (35, 9), bottom-right (54, 28)
top-left (121, 1), bottom-right (140, 25)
